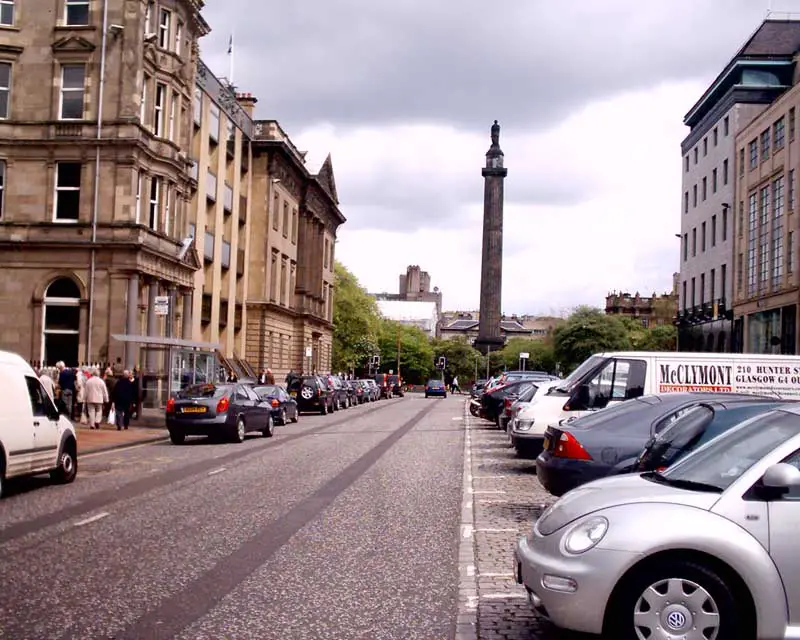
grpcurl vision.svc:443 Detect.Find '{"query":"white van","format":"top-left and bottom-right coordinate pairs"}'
top-left (0, 350), bottom-right (78, 497)
top-left (510, 350), bottom-right (800, 457)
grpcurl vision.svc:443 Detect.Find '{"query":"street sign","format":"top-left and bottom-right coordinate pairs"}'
top-left (519, 352), bottom-right (530, 359)
top-left (153, 295), bottom-right (170, 316)
top-left (305, 347), bottom-right (313, 358)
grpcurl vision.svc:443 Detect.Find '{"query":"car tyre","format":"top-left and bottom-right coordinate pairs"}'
top-left (605, 560), bottom-right (739, 640)
top-left (169, 430), bottom-right (186, 445)
top-left (291, 410), bottom-right (299, 423)
top-left (262, 415), bottom-right (275, 438)
top-left (278, 409), bottom-right (287, 426)
top-left (50, 440), bottom-right (78, 484)
top-left (320, 403), bottom-right (327, 415)
top-left (231, 417), bottom-right (246, 443)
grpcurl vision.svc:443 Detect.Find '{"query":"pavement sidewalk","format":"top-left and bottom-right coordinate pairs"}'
top-left (74, 424), bottom-right (169, 456)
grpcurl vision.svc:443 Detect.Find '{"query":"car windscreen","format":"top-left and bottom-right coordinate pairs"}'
top-left (179, 384), bottom-right (230, 399)
top-left (650, 409), bottom-right (800, 491)
top-left (651, 403), bottom-right (786, 466)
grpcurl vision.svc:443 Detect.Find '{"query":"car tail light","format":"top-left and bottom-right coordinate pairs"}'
top-left (271, 399), bottom-right (279, 408)
top-left (166, 398), bottom-right (175, 413)
top-left (216, 396), bottom-right (230, 413)
top-left (552, 432), bottom-right (592, 461)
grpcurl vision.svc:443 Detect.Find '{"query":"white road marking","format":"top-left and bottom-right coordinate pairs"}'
top-left (462, 524), bottom-right (474, 539)
top-left (478, 499), bottom-right (509, 504)
top-left (452, 416), bottom-right (463, 421)
top-left (475, 528), bottom-right (518, 533)
top-left (208, 467), bottom-right (227, 476)
top-left (466, 595), bottom-right (479, 610)
top-left (482, 592), bottom-right (528, 600)
top-left (74, 512), bottom-right (110, 527)
top-left (473, 475), bottom-right (508, 479)
top-left (479, 572), bottom-right (515, 578)
top-left (466, 565), bottom-right (476, 577)
top-left (470, 489), bottom-right (507, 495)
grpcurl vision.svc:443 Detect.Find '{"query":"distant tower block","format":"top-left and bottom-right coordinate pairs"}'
top-left (474, 120), bottom-right (508, 355)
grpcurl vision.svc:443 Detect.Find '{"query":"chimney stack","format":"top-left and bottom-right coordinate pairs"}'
top-left (235, 92), bottom-right (258, 118)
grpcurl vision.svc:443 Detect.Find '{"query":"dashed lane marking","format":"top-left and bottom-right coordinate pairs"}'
top-left (207, 467), bottom-right (227, 476)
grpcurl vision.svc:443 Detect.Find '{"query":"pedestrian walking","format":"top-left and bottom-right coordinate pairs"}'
top-left (111, 370), bottom-right (136, 431)
top-left (84, 368), bottom-right (109, 430)
top-left (56, 361), bottom-right (75, 419)
top-left (103, 367), bottom-right (116, 422)
top-left (452, 376), bottom-right (460, 395)
top-left (38, 368), bottom-right (55, 400)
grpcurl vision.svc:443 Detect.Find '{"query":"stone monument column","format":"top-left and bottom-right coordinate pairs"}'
top-left (474, 120), bottom-right (508, 355)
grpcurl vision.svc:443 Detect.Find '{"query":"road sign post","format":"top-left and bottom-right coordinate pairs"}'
top-left (519, 351), bottom-right (529, 371)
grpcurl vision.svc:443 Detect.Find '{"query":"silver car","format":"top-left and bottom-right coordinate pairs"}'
top-left (514, 404), bottom-right (800, 640)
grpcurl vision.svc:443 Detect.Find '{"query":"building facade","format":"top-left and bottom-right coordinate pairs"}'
top-left (605, 281), bottom-right (678, 328)
top-left (439, 311), bottom-right (562, 342)
top-left (243, 120), bottom-right (343, 378)
top-left (0, 0), bottom-right (209, 372)
top-left (733, 78), bottom-right (800, 354)
top-left (0, 0), bottom-right (345, 393)
top-left (676, 18), bottom-right (800, 352)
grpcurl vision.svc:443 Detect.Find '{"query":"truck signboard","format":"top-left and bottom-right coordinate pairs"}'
top-left (658, 359), bottom-right (800, 397)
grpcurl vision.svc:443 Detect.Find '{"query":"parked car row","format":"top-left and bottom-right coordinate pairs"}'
top-left (469, 350), bottom-right (800, 639)
top-left (167, 373), bottom-right (401, 444)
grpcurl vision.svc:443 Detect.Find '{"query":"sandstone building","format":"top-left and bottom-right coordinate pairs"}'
top-left (0, 0), bottom-right (344, 402)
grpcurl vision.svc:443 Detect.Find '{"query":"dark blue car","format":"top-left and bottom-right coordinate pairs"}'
top-left (425, 379), bottom-right (447, 398)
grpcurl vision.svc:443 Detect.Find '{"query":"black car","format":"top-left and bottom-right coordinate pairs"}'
top-left (536, 392), bottom-right (769, 497)
top-left (481, 379), bottom-right (536, 427)
top-left (253, 384), bottom-right (299, 425)
top-left (166, 382), bottom-right (274, 444)
top-left (636, 399), bottom-right (790, 472)
top-left (288, 375), bottom-right (333, 415)
top-left (351, 380), bottom-right (369, 404)
top-left (387, 374), bottom-right (404, 397)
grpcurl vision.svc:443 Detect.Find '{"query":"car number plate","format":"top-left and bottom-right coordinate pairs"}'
top-left (290, 391), bottom-right (297, 397)
top-left (182, 406), bottom-right (207, 413)
top-left (543, 436), bottom-right (550, 450)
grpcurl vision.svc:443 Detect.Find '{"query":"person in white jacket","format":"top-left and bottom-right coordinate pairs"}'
top-left (84, 368), bottom-right (110, 430)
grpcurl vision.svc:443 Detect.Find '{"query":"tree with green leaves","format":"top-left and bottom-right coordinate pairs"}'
top-left (331, 262), bottom-right (381, 374)
top-left (553, 306), bottom-right (632, 374)
top-left (430, 336), bottom-right (484, 384)
top-left (377, 320), bottom-right (435, 384)
top-left (499, 337), bottom-right (557, 374)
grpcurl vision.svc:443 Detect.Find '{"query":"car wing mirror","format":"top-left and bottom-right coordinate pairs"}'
top-left (762, 463), bottom-right (800, 488)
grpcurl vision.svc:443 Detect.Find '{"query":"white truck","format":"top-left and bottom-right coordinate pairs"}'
top-left (509, 350), bottom-right (800, 457)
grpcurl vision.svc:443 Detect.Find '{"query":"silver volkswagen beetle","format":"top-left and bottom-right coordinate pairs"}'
top-left (514, 404), bottom-right (800, 640)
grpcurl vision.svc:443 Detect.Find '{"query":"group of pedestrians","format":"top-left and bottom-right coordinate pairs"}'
top-left (38, 362), bottom-right (141, 431)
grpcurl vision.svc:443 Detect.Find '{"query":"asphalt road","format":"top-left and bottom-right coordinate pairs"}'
top-left (0, 394), bottom-right (465, 640)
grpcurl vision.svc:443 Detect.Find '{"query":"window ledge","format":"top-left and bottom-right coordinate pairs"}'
top-left (53, 25), bottom-right (96, 32)
top-left (0, 25), bottom-right (20, 33)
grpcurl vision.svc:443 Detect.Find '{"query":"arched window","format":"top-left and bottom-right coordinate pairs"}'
top-left (42, 277), bottom-right (81, 366)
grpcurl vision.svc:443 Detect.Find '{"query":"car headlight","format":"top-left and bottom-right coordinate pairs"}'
top-left (516, 419), bottom-right (534, 431)
top-left (563, 516), bottom-right (608, 554)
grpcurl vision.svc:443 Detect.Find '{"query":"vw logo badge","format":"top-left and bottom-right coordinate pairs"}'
top-left (666, 611), bottom-right (686, 630)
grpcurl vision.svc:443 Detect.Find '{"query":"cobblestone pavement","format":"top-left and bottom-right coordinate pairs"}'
top-left (460, 403), bottom-right (592, 640)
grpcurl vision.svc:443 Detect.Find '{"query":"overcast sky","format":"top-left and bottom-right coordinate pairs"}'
top-left (200, 0), bottom-right (780, 315)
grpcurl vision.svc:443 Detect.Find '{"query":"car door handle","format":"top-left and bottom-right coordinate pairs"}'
top-left (33, 421), bottom-right (40, 427)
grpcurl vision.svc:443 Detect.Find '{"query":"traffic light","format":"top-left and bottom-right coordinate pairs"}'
top-left (437, 356), bottom-right (446, 369)
top-left (372, 355), bottom-right (380, 366)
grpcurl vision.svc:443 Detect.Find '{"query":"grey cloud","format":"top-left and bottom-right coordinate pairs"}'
top-left (201, 0), bottom-right (763, 132)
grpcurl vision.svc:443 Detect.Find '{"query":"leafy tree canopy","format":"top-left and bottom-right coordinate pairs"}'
top-left (552, 306), bottom-right (631, 374)
top-left (331, 262), bottom-right (381, 373)
top-left (377, 320), bottom-right (435, 384)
